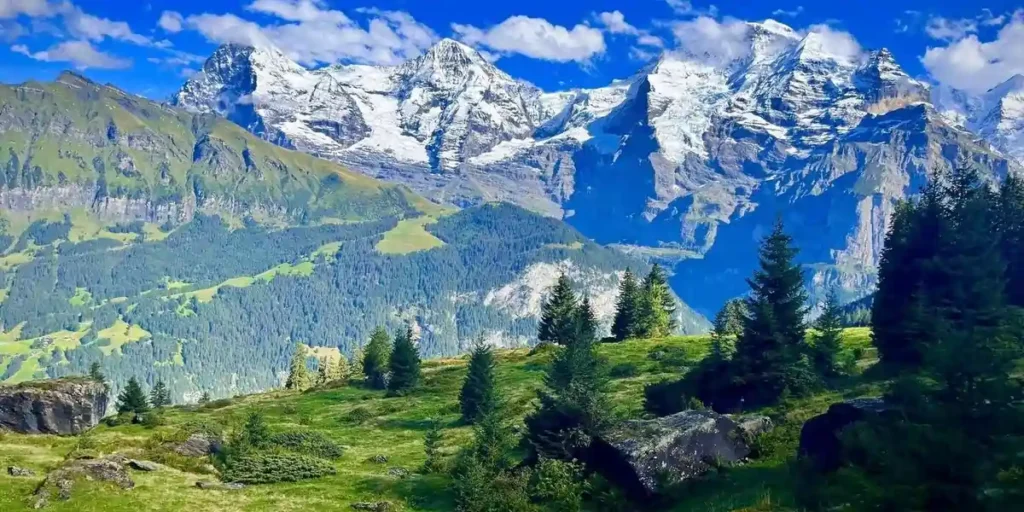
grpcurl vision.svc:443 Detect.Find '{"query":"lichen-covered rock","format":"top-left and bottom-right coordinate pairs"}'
top-left (33, 456), bottom-right (135, 507)
top-left (588, 409), bottom-right (757, 498)
top-left (0, 378), bottom-right (108, 435)
top-left (127, 460), bottom-right (160, 472)
top-left (733, 415), bottom-right (774, 441)
top-left (798, 397), bottom-right (891, 472)
top-left (7, 465), bottom-right (35, 476)
top-left (173, 433), bottom-right (221, 457)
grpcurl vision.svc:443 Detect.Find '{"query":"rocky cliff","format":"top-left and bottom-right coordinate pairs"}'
top-left (0, 378), bottom-right (107, 435)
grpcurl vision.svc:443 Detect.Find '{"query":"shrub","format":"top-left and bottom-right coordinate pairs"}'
top-left (608, 363), bottom-right (639, 379)
top-left (343, 406), bottom-right (375, 424)
top-left (529, 459), bottom-right (587, 511)
top-left (104, 413), bottom-right (132, 427)
top-left (199, 398), bottom-right (234, 410)
top-left (222, 452), bottom-right (336, 484)
top-left (268, 431), bottom-right (344, 460)
top-left (643, 379), bottom-right (688, 417)
top-left (139, 411), bottom-right (166, 428)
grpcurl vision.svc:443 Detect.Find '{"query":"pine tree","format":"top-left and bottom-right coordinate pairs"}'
top-left (611, 269), bottom-right (641, 341)
top-left (387, 326), bottom-right (421, 395)
top-left (198, 392), bottom-right (211, 405)
top-left (812, 289), bottom-right (844, 378)
top-left (538, 273), bottom-right (579, 346)
top-left (116, 377), bottom-right (149, 415)
top-left (332, 353), bottom-right (348, 382)
top-left (150, 380), bottom-right (171, 408)
top-left (573, 297), bottom-right (597, 344)
top-left (349, 347), bottom-right (365, 379)
top-left (362, 327), bottom-right (391, 390)
top-left (88, 362), bottom-right (106, 385)
top-left (285, 344), bottom-right (312, 391)
top-left (996, 173), bottom-right (1024, 307)
top-left (636, 264), bottom-right (676, 338)
top-left (731, 219), bottom-right (810, 407)
top-left (460, 341), bottom-right (498, 424)
top-left (526, 312), bottom-right (609, 461)
top-left (422, 420), bottom-right (444, 474)
top-left (710, 301), bottom-right (741, 360)
top-left (317, 356), bottom-right (333, 386)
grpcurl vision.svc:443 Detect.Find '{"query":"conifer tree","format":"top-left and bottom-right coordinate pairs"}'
top-left (285, 344), bottom-right (312, 391)
top-left (422, 420), bottom-right (444, 474)
top-left (812, 289), bottom-right (844, 378)
top-left (116, 377), bottom-right (149, 415)
top-left (996, 173), bottom-right (1024, 307)
top-left (709, 302), bottom-right (739, 360)
top-left (636, 264), bottom-right (676, 338)
top-left (387, 326), bottom-right (421, 395)
top-left (526, 311), bottom-right (609, 461)
top-left (150, 380), bottom-right (171, 408)
top-left (459, 340), bottom-right (497, 424)
top-left (362, 327), bottom-right (391, 389)
top-left (88, 361), bottom-right (106, 386)
top-left (317, 356), bottom-right (334, 386)
top-left (198, 392), bottom-right (211, 405)
top-left (349, 347), bottom-right (365, 379)
top-left (538, 273), bottom-right (579, 345)
top-left (732, 219), bottom-right (810, 407)
top-left (574, 297), bottom-right (597, 344)
top-left (611, 269), bottom-right (641, 341)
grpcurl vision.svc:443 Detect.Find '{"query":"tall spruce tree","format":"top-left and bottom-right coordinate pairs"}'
top-left (150, 380), bottom-right (171, 408)
top-left (812, 289), bottom-right (844, 378)
top-left (459, 341), bottom-right (498, 424)
top-left (611, 269), bottom-right (641, 341)
top-left (636, 264), bottom-right (676, 338)
top-left (710, 301), bottom-right (743, 360)
top-left (996, 173), bottom-right (1024, 307)
top-left (116, 377), bottom-right (149, 415)
top-left (362, 327), bottom-right (391, 389)
top-left (539, 273), bottom-right (579, 346)
top-left (732, 219), bottom-right (810, 407)
top-left (88, 362), bottom-right (106, 385)
top-left (526, 308), bottom-right (609, 461)
top-left (285, 344), bottom-right (312, 391)
top-left (387, 326), bottom-right (421, 395)
top-left (574, 297), bottom-right (598, 344)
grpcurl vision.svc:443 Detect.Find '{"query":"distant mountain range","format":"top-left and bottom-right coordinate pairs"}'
top-left (171, 19), bottom-right (1023, 314)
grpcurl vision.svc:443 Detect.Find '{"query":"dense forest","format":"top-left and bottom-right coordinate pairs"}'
top-left (0, 204), bottom-right (707, 402)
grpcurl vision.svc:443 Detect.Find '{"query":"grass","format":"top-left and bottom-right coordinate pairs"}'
top-left (375, 216), bottom-right (445, 255)
top-left (178, 261), bottom-right (317, 304)
top-left (0, 329), bottom-right (878, 511)
top-left (69, 287), bottom-right (93, 307)
top-left (96, 319), bottom-right (151, 356)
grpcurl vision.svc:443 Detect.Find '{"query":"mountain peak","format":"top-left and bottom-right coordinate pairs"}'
top-left (989, 74), bottom-right (1024, 97)
top-left (55, 70), bottom-right (96, 88)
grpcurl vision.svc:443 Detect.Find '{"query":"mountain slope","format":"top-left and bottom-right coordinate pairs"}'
top-left (171, 21), bottom-right (1021, 313)
top-left (0, 74), bottom-right (709, 400)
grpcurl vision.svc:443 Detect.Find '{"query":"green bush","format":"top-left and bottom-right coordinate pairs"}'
top-left (607, 363), bottom-right (639, 379)
top-left (139, 411), bottom-right (166, 428)
top-left (529, 459), bottom-right (587, 511)
top-left (199, 398), bottom-right (234, 411)
top-left (221, 452), bottom-right (336, 484)
top-left (343, 406), bottom-right (374, 424)
top-left (268, 431), bottom-right (344, 460)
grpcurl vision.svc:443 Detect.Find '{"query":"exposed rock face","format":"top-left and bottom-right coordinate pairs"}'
top-left (33, 455), bottom-right (134, 508)
top-left (588, 409), bottom-right (768, 498)
top-left (172, 433), bottom-right (222, 457)
top-left (0, 379), bottom-right (107, 435)
top-left (798, 397), bottom-right (891, 472)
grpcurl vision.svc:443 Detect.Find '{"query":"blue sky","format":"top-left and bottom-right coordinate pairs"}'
top-left (1, 0), bottom-right (1022, 99)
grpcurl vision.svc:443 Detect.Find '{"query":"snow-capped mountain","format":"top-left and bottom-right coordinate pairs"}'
top-left (173, 21), bottom-right (1021, 314)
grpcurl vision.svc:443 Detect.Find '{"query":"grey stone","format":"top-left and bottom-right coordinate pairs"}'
top-left (386, 467), bottom-right (409, 479)
top-left (368, 454), bottom-right (388, 464)
top-left (195, 480), bottom-right (244, 490)
top-left (351, 501), bottom-right (395, 511)
top-left (0, 379), bottom-right (108, 435)
top-left (173, 433), bottom-right (221, 457)
top-left (8, 465), bottom-right (35, 477)
top-left (589, 409), bottom-right (757, 498)
top-left (733, 415), bottom-right (774, 441)
top-left (127, 460), bottom-right (160, 472)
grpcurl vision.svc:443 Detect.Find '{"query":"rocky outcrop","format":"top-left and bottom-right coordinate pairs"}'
top-left (0, 379), bottom-right (107, 435)
top-left (172, 433), bottom-right (222, 457)
top-left (798, 397), bottom-right (891, 472)
top-left (33, 455), bottom-right (134, 508)
top-left (588, 409), bottom-right (772, 498)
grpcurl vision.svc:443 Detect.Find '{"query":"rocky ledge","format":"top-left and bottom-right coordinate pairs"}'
top-left (0, 378), bottom-right (108, 435)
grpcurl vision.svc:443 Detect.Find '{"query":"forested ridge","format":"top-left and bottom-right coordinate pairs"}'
top-left (0, 203), bottom-right (704, 402)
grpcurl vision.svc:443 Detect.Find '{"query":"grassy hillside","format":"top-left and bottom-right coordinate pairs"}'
top-left (0, 329), bottom-right (876, 512)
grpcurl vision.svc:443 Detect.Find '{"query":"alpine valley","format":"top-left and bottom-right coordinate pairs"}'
top-left (0, 71), bottom-right (708, 401)
top-left (173, 20), bottom-right (1023, 314)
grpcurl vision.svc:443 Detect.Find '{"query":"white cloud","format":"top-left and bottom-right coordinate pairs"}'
top-left (922, 17), bottom-right (1024, 93)
top-left (671, 16), bottom-right (750, 66)
top-left (978, 9), bottom-right (1006, 26)
top-left (804, 24), bottom-right (864, 63)
top-left (0, 19), bottom-right (23, 40)
top-left (452, 15), bottom-right (605, 63)
top-left (182, 2), bottom-right (438, 66)
top-left (772, 6), bottom-right (804, 18)
top-left (0, 0), bottom-right (62, 19)
top-left (925, 16), bottom-right (978, 41)
top-left (597, 11), bottom-right (637, 35)
top-left (595, 10), bottom-right (663, 48)
top-left (11, 39), bottom-right (131, 68)
top-left (158, 10), bottom-right (183, 33)
top-left (63, 5), bottom-right (151, 45)
top-left (664, 0), bottom-right (718, 18)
